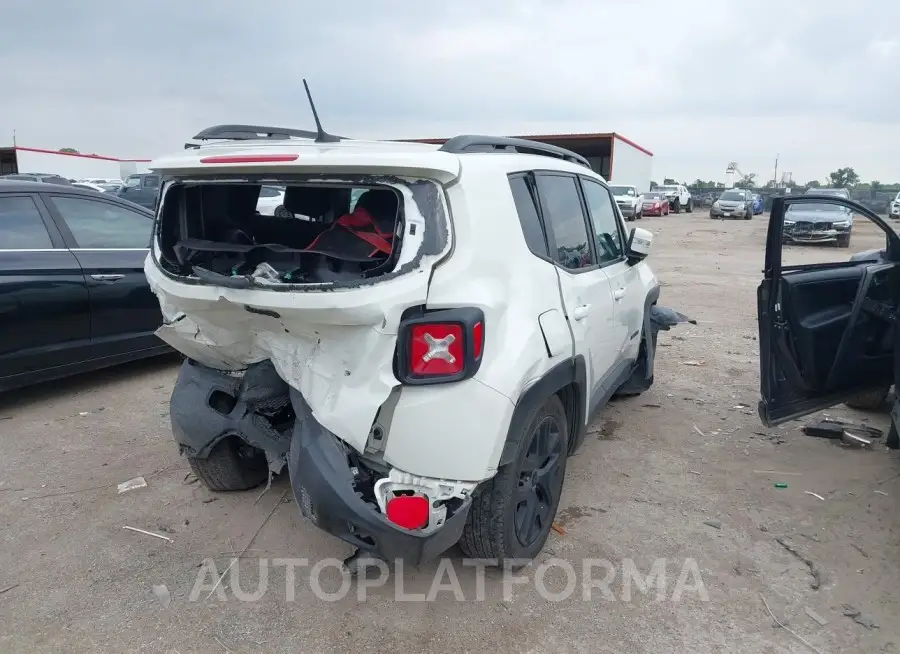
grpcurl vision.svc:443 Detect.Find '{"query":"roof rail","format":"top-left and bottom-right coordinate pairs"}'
top-left (191, 124), bottom-right (347, 142)
top-left (438, 135), bottom-right (591, 168)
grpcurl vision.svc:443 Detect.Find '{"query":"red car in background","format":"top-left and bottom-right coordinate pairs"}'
top-left (641, 191), bottom-right (670, 216)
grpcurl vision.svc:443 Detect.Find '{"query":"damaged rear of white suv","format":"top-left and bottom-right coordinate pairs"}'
top-left (146, 124), bottom-right (689, 568)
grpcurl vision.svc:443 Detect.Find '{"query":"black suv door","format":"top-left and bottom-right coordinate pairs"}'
top-left (758, 195), bottom-right (900, 426)
top-left (42, 192), bottom-right (163, 358)
top-left (0, 193), bottom-right (91, 388)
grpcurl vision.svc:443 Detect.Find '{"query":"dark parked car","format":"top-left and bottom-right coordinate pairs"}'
top-left (1, 173), bottom-right (71, 185)
top-left (0, 181), bottom-right (168, 392)
top-left (116, 173), bottom-right (160, 210)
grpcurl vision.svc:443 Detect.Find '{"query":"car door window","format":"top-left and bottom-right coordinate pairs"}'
top-left (142, 175), bottom-right (160, 189)
top-left (580, 179), bottom-right (624, 264)
top-left (0, 196), bottom-right (53, 249)
top-left (48, 196), bottom-right (152, 249)
top-left (124, 176), bottom-right (141, 188)
top-left (535, 174), bottom-right (594, 270)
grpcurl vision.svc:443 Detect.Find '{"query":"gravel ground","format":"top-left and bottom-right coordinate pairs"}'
top-left (1, 211), bottom-right (899, 653)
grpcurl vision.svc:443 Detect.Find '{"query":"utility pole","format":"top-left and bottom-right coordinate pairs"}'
top-left (773, 154), bottom-right (779, 188)
top-left (12, 129), bottom-right (16, 147)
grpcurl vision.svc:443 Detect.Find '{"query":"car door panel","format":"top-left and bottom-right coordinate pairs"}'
top-left (42, 193), bottom-right (163, 359)
top-left (758, 195), bottom-right (900, 426)
top-left (0, 194), bottom-right (91, 387)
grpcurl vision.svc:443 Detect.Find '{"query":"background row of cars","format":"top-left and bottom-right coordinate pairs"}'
top-left (610, 184), bottom-right (763, 221)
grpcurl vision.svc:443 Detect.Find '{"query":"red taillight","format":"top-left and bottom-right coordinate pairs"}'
top-left (409, 323), bottom-right (464, 376)
top-left (199, 154), bottom-right (300, 164)
top-left (386, 495), bottom-right (429, 530)
top-left (472, 321), bottom-right (484, 359)
top-left (397, 308), bottom-right (485, 384)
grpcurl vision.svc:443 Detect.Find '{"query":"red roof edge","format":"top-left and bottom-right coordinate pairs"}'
top-left (612, 133), bottom-right (653, 157)
top-left (14, 146), bottom-right (151, 163)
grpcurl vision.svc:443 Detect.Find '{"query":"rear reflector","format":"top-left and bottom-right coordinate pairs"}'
top-left (385, 495), bottom-right (429, 530)
top-left (199, 154), bottom-right (300, 164)
top-left (409, 323), bottom-right (464, 376)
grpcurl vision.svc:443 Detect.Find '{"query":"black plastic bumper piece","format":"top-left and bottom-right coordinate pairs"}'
top-left (287, 388), bottom-right (470, 565)
top-left (170, 359), bottom-right (293, 464)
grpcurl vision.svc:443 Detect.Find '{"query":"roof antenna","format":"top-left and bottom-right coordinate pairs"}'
top-left (303, 79), bottom-right (340, 143)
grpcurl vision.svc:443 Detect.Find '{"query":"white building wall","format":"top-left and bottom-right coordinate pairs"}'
top-left (14, 148), bottom-right (148, 181)
top-left (609, 136), bottom-right (653, 193)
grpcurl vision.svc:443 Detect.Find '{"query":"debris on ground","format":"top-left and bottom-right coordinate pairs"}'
top-left (760, 594), bottom-right (825, 654)
top-left (842, 431), bottom-right (873, 449)
top-left (183, 473), bottom-right (199, 485)
top-left (117, 476), bottom-right (147, 494)
top-left (151, 584), bottom-right (171, 608)
top-left (775, 537), bottom-right (822, 589)
top-left (804, 606), bottom-right (829, 627)
top-left (123, 526), bottom-right (173, 543)
top-left (843, 604), bottom-right (879, 629)
top-left (551, 522), bottom-right (566, 536)
top-left (775, 483), bottom-right (788, 489)
top-left (803, 419), bottom-right (882, 441)
top-left (693, 425), bottom-right (706, 438)
top-left (202, 497), bottom-right (219, 504)
top-left (681, 360), bottom-right (705, 366)
top-left (851, 543), bottom-right (869, 558)
top-left (874, 490), bottom-right (889, 496)
top-left (804, 491), bottom-right (825, 501)
top-left (0, 583), bottom-right (19, 595)
top-left (702, 520), bottom-right (722, 530)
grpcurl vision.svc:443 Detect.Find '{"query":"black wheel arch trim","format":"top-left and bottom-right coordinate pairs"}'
top-left (498, 355), bottom-right (587, 466)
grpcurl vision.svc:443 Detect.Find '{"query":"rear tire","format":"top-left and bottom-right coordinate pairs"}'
top-left (844, 386), bottom-right (890, 412)
top-left (686, 199), bottom-right (693, 213)
top-left (459, 395), bottom-right (568, 564)
top-left (188, 437), bottom-right (269, 491)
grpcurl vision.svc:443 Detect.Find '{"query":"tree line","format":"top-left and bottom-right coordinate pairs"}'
top-left (654, 168), bottom-right (898, 193)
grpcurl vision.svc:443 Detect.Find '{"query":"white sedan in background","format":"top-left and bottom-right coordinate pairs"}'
top-left (256, 185), bottom-right (286, 216)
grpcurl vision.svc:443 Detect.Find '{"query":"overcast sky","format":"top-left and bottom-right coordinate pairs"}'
top-left (2, 0), bottom-right (898, 184)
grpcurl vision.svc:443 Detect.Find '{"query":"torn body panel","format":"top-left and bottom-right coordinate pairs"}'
top-left (149, 176), bottom-right (450, 458)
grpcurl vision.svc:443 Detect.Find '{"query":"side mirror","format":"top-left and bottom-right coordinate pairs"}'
top-left (626, 227), bottom-right (652, 264)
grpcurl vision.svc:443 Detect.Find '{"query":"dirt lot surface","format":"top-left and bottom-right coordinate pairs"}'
top-left (2, 212), bottom-right (899, 653)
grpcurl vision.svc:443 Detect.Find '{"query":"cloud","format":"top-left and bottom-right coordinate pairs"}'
top-left (1, 0), bottom-right (898, 182)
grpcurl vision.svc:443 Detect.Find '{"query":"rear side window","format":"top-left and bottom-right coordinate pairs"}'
top-left (535, 174), bottom-right (594, 270)
top-left (0, 196), bottom-right (53, 249)
top-left (143, 175), bottom-right (160, 189)
top-left (508, 174), bottom-right (548, 257)
top-left (48, 196), bottom-right (152, 249)
top-left (259, 186), bottom-right (282, 198)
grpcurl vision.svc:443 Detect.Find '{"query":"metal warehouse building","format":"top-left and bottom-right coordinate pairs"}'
top-left (407, 132), bottom-right (654, 192)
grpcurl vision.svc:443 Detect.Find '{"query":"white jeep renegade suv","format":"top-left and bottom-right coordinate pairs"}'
top-left (145, 125), bottom-right (684, 567)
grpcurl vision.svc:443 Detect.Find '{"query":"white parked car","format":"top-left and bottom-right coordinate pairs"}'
top-left (146, 127), bottom-right (691, 568)
top-left (656, 184), bottom-right (693, 213)
top-left (255, 185), bottom-right (287, 216)
top-left (71, 181), bottom-right (108, 193)
top-left (890, 191), bottom-right (900, 220)
top-left (609, 184), bottom-right (644, 221)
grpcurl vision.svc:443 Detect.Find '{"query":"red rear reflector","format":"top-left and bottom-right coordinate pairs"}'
top-left (409, 323), bottom-right (464, 376)
top-left (386, 495), bottom-right (429, 530)
top-left (472, 321), bottom-right (484, 359)
top-left (199, 154), bottom-right (300, 164)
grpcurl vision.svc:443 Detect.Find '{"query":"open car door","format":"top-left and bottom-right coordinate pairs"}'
top-left (758, 195), bottom-right (900, 427)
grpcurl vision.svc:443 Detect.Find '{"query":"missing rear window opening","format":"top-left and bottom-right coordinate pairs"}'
top-left (156, 181), bottom-right (403, 285)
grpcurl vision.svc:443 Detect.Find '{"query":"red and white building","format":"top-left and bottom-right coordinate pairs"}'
top-left (0, 145), bottom-right (151, 181)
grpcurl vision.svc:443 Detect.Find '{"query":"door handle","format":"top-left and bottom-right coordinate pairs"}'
top-left (90, 274), bottom-right (124, 282)
top-left (613, 288), bottom-right (626, 301)
top-left (572, 304), bottom-right (590, 321)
